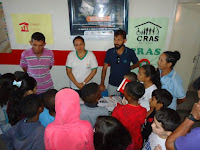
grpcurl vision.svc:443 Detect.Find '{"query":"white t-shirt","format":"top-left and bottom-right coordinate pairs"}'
top-left (139, 84), bottom-right (157, 111)
top-left (143, 132), bottom-right (166, 150)
top-left (66, 50), bottom-right (98, 89)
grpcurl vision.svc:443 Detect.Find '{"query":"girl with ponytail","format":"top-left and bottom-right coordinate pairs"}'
top-left (7, 76), bottom-right (37, 126)
top-left (158, 51), bottom-right (186, 110)
top-left (137, 64), bottom-right (161, 111)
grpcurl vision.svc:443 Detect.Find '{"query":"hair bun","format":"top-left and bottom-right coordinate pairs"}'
top-left (174, 51), bottom-right (180, 61)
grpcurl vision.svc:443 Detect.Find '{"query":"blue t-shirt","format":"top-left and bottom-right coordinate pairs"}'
top-left (160, 70), bottom-right (186, 110)
top-left (104, 47), bottom-right (138, 86)
top-left (39, 108), bottom-right (55, 127)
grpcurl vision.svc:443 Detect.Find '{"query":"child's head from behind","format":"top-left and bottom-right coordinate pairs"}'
top-left (0, 73), bottom-right (14, 107)
top-left (124, 81), bottom-right (145, 101)
top-left (20, 94), bottom-right (43, 119)
top-left (42, 89), bottom-right (58, 113)
top-left (124, 72), bottom-right (137, 82)
top-left (81, 82), bottom-right (101, 103)
top-left (14, 71), bottom-right (29, 81)
top-left (137, 64), bottom-right (161, 89)
top-left (150, 89), bottom-right (173, 110)
top-left (94, 116), bottom-right (132, 150)
top-left (152, 108), bottom-right (180, 139)
top-left (16, 76), bottom-right (37, 96)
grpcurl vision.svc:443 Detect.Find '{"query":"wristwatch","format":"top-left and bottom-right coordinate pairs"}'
top-left (187, 114), bottom-right (198, 122)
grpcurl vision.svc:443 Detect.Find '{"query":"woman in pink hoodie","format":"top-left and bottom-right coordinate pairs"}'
top-left (44, 88), bottom-right (94, 150)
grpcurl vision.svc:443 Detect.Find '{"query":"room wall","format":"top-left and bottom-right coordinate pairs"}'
top-left (0, 0), bottom-right (177, 90)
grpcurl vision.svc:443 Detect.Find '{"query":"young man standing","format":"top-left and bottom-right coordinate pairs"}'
top-left (100, 30), bottom-right (139, 96)
top-left (20, 32), bottom-right (54, 94)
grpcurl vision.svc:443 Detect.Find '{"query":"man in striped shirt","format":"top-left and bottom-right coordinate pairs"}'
top-left (20, 32), bottom-right (54, 94)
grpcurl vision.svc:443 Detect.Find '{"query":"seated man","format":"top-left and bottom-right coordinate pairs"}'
top-left (166, 76), bottom-right (200, 150)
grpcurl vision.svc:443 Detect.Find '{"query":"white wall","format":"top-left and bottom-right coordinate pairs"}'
top-left (0, 0), bottom-right (177, 90)
top-left (170, 3), bottom-right (200, 91)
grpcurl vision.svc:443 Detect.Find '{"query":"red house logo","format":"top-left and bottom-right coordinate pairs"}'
top-left (19, 22), bottom-right (29, 32)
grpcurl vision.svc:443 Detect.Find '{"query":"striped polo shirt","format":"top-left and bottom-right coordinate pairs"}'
top-left (20, 48), bottom-right (54, 94)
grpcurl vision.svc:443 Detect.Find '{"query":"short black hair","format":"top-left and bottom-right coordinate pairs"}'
top-left (124, 72), bottom-right (137, 82)
top-left (193, 77), bottom-right (200, 91)
top-left (155, 108), bottom-right (180, 132)
top-left (125, 81), bottom-right (145, 99)
top-left (20, 94), bottom-right (42, 118)
top-left (42, 89), bottom-right (58, 112)
top-left (81, 82), bottom-right (100, 103)
top-left (0, 74), bottom-right (14, 107)
top-left (94, 116), bottom-right (132, 150)
top-left (14, 71), bottom-right (29, 81)
top-left (114, 30), bottom-right (126, 39)
top-left (73, 36), bottom-right (85, 45)
top-left (31, 32), bottom-right (45, 43)
top-left (152, 89), bottom-right (173, 108)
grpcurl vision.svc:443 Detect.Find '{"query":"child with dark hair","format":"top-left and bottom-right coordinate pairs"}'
top-left (142, 89), bottom-right (173, 142)
top-left (121, 72), bottom-right (138, 105)
top-left (94, 116), bottom-right (133, 150)
top-left (137, 64), bottom-right (161, 111)
top-left (1, 94), bottom-right (45, 150)
top-left (80, 82), bottom-right (109, 127)
top-left (39, 89), bottom-right (58, 127)
top-left (7, 76), bottom-right (37, 126)
top-left (14, 71), bottom-right (29, 81)
top-left (143, 108), bottom-right (180, 150)
top-left (0, 74), bottom-right (14, 134)
top-left (112, 81), bottom-right (147, 150)
top-left (124, 72), bottom-right (137, 82)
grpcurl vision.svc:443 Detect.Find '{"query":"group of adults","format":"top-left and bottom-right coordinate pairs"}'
top-left (20, 30), bottom-right (200, 149)
top-left (20, 30), bottom-right (186, 109)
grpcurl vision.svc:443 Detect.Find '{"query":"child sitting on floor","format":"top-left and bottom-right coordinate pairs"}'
top-left (112, 81), bottom-right (147, 150)
top-left (143, 108), bottom-right (180, 150)
top-left (44, 88), bottom-right (94, 150)
top-left (1, 94), bottom-right (45, 150)
top-left (80, 82), bottom-right (109, 127)
top-left (39, 89), bottom-right (58, 127)
top-left (142, 89), bottom-right (173, 142)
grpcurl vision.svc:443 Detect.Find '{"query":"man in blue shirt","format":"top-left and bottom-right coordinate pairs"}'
top-left (100, 30), bottom-right (139, 96)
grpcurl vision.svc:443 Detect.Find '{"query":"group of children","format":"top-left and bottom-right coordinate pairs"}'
top-left (0, 64), bottom-right (182, 150)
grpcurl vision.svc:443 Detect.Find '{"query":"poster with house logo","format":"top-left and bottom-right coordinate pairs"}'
top-left (127, 18), bottom-right (169, 72)
top-left (11, 14), bottom-right (53, 44)
top-left (0, 2), bottom-right (11, 53)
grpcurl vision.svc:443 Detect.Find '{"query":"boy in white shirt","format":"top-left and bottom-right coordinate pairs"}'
top-left (143, 108), bottom-right (180, 150)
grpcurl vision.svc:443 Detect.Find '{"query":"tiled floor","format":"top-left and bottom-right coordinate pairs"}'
top-left (177, 91), bottom-right (200, 128)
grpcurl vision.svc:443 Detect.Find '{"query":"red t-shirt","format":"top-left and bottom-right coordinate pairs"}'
top-left (112, 103), bottom-right (147, 150)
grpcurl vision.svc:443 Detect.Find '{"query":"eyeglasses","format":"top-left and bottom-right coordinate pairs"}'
top-left (116, 55), bottom-right (120, 64)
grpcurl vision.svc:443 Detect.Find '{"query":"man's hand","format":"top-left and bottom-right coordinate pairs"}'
top-left (100, 84), bottom-right (106, 92)
top-left (77, 83), bottom-right (84, 89)
top-left (191, 100), bottom-right (200, 120)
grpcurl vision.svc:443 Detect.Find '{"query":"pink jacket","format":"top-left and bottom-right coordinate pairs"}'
top-left (44, 88), bottom-right (94, 150)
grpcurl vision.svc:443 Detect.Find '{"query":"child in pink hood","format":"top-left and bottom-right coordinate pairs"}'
top-left (44, 88), bottom-right (94, 150)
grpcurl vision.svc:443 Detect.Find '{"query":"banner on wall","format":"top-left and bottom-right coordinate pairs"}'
top-left (68, 0), bottom-right (128, 36)
top-left (11, 14), bottom-right (53, 44)
top-left (0, 2), bottom-right (11, 53)
top-left (127, 17), bottom-right (169, 72)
